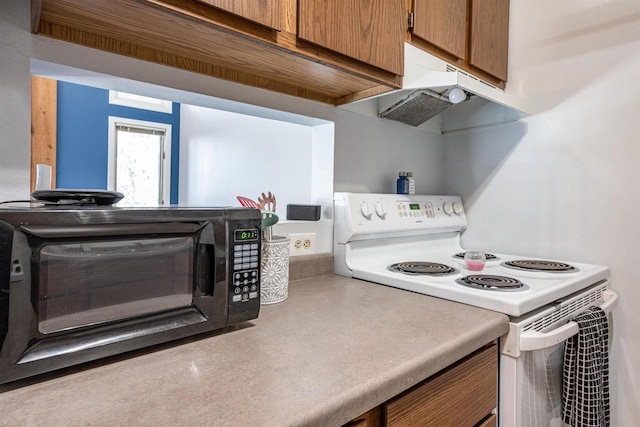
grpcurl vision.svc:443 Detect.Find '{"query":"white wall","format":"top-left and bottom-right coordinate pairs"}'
top-left (179, 104), bottom-right (318, 210)
top-left (0, 1), bottom-right (31, 202)
top-left (443, 1), bottom-right (640, 425)
top-left (333, 109), bottom-right (444, 194)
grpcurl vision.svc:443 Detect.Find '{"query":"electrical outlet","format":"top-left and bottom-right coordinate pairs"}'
top-left (289, 233), bottom-right (316, 256)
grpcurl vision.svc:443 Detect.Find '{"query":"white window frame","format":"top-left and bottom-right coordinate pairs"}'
top-left (107, 116), bottom-right (172, 206)
top-left (108, 90), bottom-right (173, 114)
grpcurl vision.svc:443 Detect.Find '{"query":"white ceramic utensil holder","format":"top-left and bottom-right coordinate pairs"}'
top-left (260, 235), bottom-right (290, 304)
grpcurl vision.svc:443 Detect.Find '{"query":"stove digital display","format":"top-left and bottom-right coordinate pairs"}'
top-left (409, 203), bottom-right (420, 210)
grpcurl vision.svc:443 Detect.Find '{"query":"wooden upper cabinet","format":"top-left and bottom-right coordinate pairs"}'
top-left (297, 0), bottom-right (404, 75)
top-left (194, 0), bottom-right (280, 30)
top-left (408, 0), bottom-right (510, 87)
top-left (469, 0), bottom-right (509, 81)
top-left (33, 0), bottom-right (403, 106)
top-left (412, 0), bottom-right (467, 60)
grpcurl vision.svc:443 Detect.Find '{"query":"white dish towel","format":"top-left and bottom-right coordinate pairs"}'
top-left (562, 306), bottom-right (610, 427)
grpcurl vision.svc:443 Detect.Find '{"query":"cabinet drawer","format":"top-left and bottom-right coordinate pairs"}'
top-left (476, 413), bottom-right (497, 427)
top-left (343, 406), bottom-right (382, 427)
top-left (384, 344), bottom-right (497, 427)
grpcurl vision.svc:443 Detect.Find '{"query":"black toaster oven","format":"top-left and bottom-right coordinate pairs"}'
top-left (0, 206), bottom-right (261, 383)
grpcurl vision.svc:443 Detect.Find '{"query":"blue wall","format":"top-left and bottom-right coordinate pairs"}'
top-left (56, 81), bottom-right (181, 204)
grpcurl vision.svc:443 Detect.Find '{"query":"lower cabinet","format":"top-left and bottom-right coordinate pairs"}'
top-left (346, 406), bottom-right (383, 427)
top-left (345, 344), bottom-right (497, 427)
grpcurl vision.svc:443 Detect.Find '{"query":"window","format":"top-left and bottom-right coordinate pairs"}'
top-left (108, 117), bottom-right (172, 206)
top-left (108, 90), bottom-right (173, 113)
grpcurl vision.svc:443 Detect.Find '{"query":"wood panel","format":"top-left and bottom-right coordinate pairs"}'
top-left (298, 0), bottom-right (404, 75)
top-left (30, 76), bottom-right (57, 192)
top-left (412, 0), bottom-right (467, 60)
top-left (35, 0), bottom-right (401, 105)
top-left (194, 0), bottom-right (280, 30)
top-left (476, 414), bottom-right (497, 427)
top-left (278, 0), bottom-right (297, 34)
top-left (343, 406), bottom-right (382, 427)
top-left (469, 0), bottom-right (509, 81)
top-left (31, 0), bottom-right (43, 32)
top-left (384, 345), bottom-right (497, 427)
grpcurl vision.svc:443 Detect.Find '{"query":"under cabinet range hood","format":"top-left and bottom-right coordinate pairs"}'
top-left (341, 44), bottom-right (531, 132)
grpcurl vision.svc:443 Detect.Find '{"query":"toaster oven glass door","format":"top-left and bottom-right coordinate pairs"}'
top-left (37, 237), bottom-right (194, 334)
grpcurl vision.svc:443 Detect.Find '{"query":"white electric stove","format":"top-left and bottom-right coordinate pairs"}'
top-left (334, 192), bottom-right (618, 427)
top-left (334, 192), bottom-right (609, 316)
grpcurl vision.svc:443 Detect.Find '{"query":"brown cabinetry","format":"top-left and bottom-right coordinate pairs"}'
top-left (32, 0), bottom-right (511, 105)
top-left (345, 344), bottom-right (497, 427)
top-left (194, 0), bottom-right (281, 30)
top-left (298, 0), bottom-right (404, 75)
top-left (344, 406), bottom-right (383, 427)
top-left (411, 0), bottom-right (467, 61)
top-left (409, 0), bottom-right (509, 87)
top-left (32, 0), bottom-right (404, 105)
top-left (468, 0), bottom-right (509, 82)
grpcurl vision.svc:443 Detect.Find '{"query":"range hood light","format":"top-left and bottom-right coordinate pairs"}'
top-left (448, 88), bottom-right (467, 104)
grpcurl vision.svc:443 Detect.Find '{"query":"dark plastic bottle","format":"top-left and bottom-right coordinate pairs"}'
top-left (396, 172), bottom-right (408, 194)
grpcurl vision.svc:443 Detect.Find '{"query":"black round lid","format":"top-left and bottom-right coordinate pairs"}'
top-left (31, 189), bottom-right (125, 205)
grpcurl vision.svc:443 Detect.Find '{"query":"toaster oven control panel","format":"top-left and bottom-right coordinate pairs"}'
top-left (231, 228), bottom-right (260, 304)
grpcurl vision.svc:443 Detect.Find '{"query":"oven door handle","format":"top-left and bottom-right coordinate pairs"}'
top-left (519, 289), bottom-right (618, 352)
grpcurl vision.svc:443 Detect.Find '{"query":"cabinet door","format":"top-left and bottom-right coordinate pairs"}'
top-left (195, 0), bottom-right (280, 30)
top-left (412, 0), bottom-right (467, 60)
top-left (469, 0), bottom-right (509, 81)
top-left (298, 0), bottom-right (404, 75)
top-left (384, 345), bottom-right (497, 427)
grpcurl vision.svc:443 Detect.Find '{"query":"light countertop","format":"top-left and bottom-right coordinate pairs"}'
top-left (0, 275), bottom-right (509, 426)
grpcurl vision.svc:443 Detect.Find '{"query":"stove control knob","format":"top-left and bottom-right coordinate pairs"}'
top-left (360, 201), bottom-right (373, 220)
top-left (452, 202), bottom-right (464, 216)
top-left (375, 201), bottom-right (387, 219)
top-left (443, 202), bottom-right (453, 216)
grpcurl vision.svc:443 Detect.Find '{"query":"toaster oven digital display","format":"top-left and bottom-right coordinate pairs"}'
top-left (234, 228), bottom-right (259, 242)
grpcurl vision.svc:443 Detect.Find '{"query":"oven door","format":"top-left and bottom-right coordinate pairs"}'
top-left (502, 341), bottom-right (566, 426)
top-left (499, 284), bottom-right (618, 427)
top-left (36, 234), bottom-right (196, 334)
top-left (24, 221), bottom-right (221, 332)
top-left (1, 221), bottom-right (224, 382)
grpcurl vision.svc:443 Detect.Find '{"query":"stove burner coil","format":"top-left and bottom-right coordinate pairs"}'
top-left (388, 262), bottom-right (458, 276)
top-left (456, 275), bottom-right (528, 291)
top-left (502, 260), bottom-right (578, 273)
top-left (454, 252), bottom-right (499, 261)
